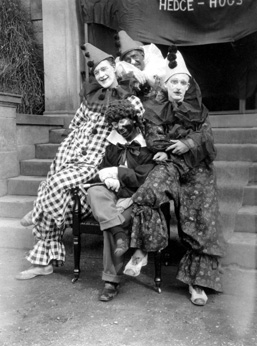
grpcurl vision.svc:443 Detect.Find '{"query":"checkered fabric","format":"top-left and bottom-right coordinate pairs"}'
top-left (26, 93), bottom-right (144, 265)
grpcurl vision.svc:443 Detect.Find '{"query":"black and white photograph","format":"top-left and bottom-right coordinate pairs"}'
top-left (0, 1), bottom-right (257, 345)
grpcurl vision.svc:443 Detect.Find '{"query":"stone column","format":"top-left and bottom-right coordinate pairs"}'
top-left (42, 0), bottom-right (84, 126)
top-left (0, 93), bottom-right (22, 197)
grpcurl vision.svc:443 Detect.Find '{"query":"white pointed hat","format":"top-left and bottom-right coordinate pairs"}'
top-left (163, 46), bottom-right (191, 83)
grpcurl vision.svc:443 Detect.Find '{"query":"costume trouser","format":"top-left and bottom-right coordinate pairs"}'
top-left (87, 186), bottom-right (132, 283)
top-left (131, 163), bottom-right (227, 292)
top-left (26, 164), bottom-right (97, 266)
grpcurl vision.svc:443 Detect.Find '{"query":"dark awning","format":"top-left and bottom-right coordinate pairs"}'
top-left (81, 0), bottom-right (257, 46)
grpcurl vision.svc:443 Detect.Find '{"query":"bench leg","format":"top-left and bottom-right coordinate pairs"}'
top-left (72, 233), bottom-right (81, 283)
top-left (154, 250), bottom-right (162, 293)
top-left (72, 188), bottom-right (81, 283)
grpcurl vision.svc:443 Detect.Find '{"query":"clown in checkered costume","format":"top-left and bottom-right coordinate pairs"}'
top-left (16, 44), bottom-right (144, 280)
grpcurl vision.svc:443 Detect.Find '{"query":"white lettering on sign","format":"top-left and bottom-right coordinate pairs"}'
top-left (209, 0), bottom-right (243, 7)
top-left (159, 0), bottom-right (194, 11)
top-left (159, 0), bottom-right (244, 11)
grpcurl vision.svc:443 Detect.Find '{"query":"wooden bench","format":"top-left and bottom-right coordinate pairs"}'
top-left (71, 187), bottom-right (171, 293)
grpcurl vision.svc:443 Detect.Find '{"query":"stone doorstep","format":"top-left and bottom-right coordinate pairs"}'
top-left (210, 112), bottom-right (257, 128)
top-left (35, 143), bottom-right (59, 159)
top-left (0, 218), bottom-right (35, 249)
top-left (49, 128), bottom-right (67, 143)
top-left (19, 160), bottom-right (254, 186)
top-left (20, 159), bottom-right (52, 176)
top-left (213, 127), bottom-right (257, 144)
top-left (242, 185), bottom-right (257, 206)
top-left (16, 113), bottom-right (64, 126)
top-left (214, 161), bottom-right (251, 185)
top-left (0, 195), bottom-right (35, 218)
top-left (7, 176), bottom-right (44, 196)
top-left (235, 205), bottom-right (257, 233)
top-left (47, 127), bottom-right (257, 145)
top-left (249, 164), bottom-right (257, 183)
top-left (222, 232), bottom-right (257, 269)
top-left (215, 143), bottom-right (257, 161)
top-left (0, 217), bottom-right (256, 270)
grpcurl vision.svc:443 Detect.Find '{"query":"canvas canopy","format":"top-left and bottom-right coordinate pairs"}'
top-left (81, 0), bottom-right (257, 46)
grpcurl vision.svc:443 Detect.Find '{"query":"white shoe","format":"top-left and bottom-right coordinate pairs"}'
top-left (15, 264), bottom-right (53, 280)
top-left (189, 285), bottom-right (208, 306)
top-left (123, 253), bottom-right (148, 277)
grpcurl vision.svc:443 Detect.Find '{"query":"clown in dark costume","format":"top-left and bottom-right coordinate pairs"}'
top-left (125, 48), bottom-right (227, 306)
top-left (87, 99), bottom-right (167, 301)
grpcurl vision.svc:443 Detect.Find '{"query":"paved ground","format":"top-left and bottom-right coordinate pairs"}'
top-left (0, 226), bottom-right (257, 346)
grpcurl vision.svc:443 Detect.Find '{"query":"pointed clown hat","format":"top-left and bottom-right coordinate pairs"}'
top-left (114, 30), bottom-right (144, 60)
top-left (81, 43), bottom-right (113, 70)
top-left (163, 45), bottom-right (191, 83)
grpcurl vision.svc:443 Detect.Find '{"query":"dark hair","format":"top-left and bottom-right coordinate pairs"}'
top-left (89, 57), bottom-right (115, 72)
top-left (105, 99), bottom-right (145, 134)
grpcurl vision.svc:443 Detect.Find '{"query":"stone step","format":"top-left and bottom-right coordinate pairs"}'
top-left (6, 169), bottom-right (246, 200)
top-left (37, 144), bottom-right (257, 162)
top-left (213, 127), bottom-right (257, 144)
top-left (0, 216), bottom-right (255, 270)
top-left (217, 182), bottom-right (244, 205)
top-left (19, 160), bottom-right (251, 182)
top-left (214, 161), bottom-right (250, 185)
top-left (35, 143), bottom-right (59, 159)
top-left (235, 205), bottom-right (257, 234)
top-left (210, 113), bottom-right (257, 128)
top-left (6, 174), bottom-right (243, 203)
top-left (49, 128), bottom-right (67, 144)
top-left (20, 158), bottom-right (252, 183)
top-left (0, 217), bottom-right (100, 258)
top-left (218, 201), bottom-right (240, 239)
top-left (7, 176), bottom-right (44, 196)
top-left (242, 184), bottom-right (257, 206)
top-left (0, 218), bottom-right (35, 250)
top-left (17, 159), bottom-right (254, 188)
top-left (49, 127), bottom-right (257, 145)
top-left (249, 163), bottom-right (257, 183)
top-left (0, 195), bottom-right (35, 218)
top-left (50, 128), bottom-right (257, 146)
top-left (222, 232), bottom-right (257, 269)
top-left (215, 144), bottom-right (257, 161)
top-left (20, 159), bottom-right (52, 176)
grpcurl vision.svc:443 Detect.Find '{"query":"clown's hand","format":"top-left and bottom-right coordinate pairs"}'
top-left (165, 140), bottom-right (189, 155)
top-left (98, 167), bottom-right (118, 182)
top-left (133, 69), bottom-right (147, 85)
top-left (104, 178), bottom-right (120, 192)
top-left (153, 151), bottom-right (168, 161)
top-left (115, 60), bottom-right (146, 84)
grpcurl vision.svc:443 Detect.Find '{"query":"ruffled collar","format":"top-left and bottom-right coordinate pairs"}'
top-left (81, 79), bottom-right (133, 105)
top-left (107, 129), bottom-right (146, 147)
top-left (143, 77), bottom-right (208, 125)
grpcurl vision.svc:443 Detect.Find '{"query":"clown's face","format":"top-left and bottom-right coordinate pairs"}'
top-left (165, 73), bottom-right (190, 103)
top-left (123, 50), bottom-right (145, 71)
top-left (94, 60), bottom-right (118, 89)
top-left (112, 117), bottom-right (137, 142)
